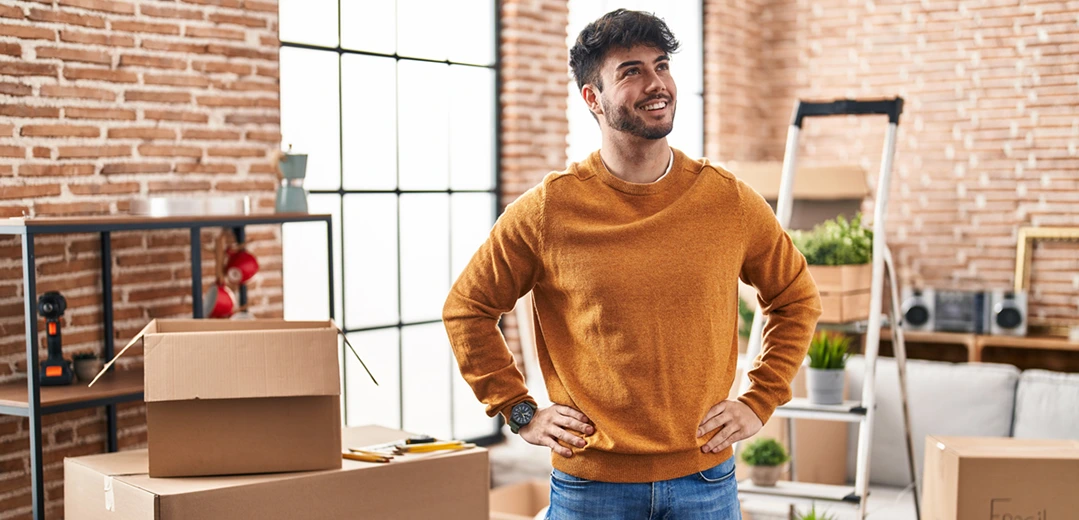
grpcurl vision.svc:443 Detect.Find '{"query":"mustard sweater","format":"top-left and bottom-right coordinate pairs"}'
top-left (443, 149), bottom-right (821, 483)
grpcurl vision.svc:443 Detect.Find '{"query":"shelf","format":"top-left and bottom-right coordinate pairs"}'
top-left (772, 398), bottom-right (867, 422)
top-left (738, 479), bottom-right (860, 506)
top-left (881, 328), bottom-right (977, 347)
top-left (0, 213), bottom-right (330, 235)
top-left (978, 334), bottom-right (1079, 352)
top-left (0, 369), bottom-right (143, 417)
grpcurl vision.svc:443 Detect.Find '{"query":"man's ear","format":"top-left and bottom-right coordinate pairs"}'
top-left (581, 84), bottom-right (603, 116)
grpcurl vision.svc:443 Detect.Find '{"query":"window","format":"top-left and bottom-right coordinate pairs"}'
top-left (567, 1), bottom-right (704, 162)
top-left (278, 0), bottom-right (500, 442)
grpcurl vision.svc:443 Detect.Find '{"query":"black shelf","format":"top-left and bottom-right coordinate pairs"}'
top-left (0, 212), bottom-right (334, 520)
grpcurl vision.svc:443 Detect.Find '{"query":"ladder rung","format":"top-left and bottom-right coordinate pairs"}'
top-left (772, 398), bottom-right (868, 422)
top-left (738, 479), bottom-right (862, 506)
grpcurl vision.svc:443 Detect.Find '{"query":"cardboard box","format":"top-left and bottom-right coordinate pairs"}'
top-left (809, 264), bottom-right (872, 324)
top-left (922, 436), bottom-right (1079, 520)
top-left (98, 319), bottom-right (343, 477)
top-left (729, 162), bottom-right (868, 231)
top-left (490, 480), bottom-right (549, 520)
top-left (65, 425), bottom-right (489, 520)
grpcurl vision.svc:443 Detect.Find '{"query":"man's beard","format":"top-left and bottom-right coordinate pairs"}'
top-left (601, 96), bottom-right (675, 140)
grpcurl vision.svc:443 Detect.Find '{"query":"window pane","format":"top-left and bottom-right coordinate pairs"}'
top-left (451, 193), bottom-right (495, 281)
top-left (398, 61), bottom-right (449, 190)
top-left (400, 194), bottom-right (450, 323)
top-left (344, 194), bottom-right (399, 329)
top-left (445, 0), bottom-right (495, 66)
top-left (402, 323), bottom-right (452, 439)
top-left (453, 366), bottom-right (497, 439)
top-left (343, 54), bottom-right (398, 191)
top-left (667, 93), bottom-right (703, 159)
top-left (280, 48), bottom-right (340, 191)
top-left (346, 329), bottom-right (401, 429)
top-left (449, 66), bottom-right (495, 191)
top-left (341, 0), bottom-right (395, 55)
top-left (279, 0), bottom-right (338, 48)
top-left (396, 0), bottom-right (449, 61)
top-left (282, 194), bottom-right (339, 321)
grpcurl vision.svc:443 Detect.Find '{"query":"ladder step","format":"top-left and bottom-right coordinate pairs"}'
top-left (772, 398), bottom-right (868, 422)
top-left (738, 479), bottom-right (861, 506)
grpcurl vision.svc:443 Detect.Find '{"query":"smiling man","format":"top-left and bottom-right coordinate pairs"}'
top-left (444, 9), bottom-right (821, 519)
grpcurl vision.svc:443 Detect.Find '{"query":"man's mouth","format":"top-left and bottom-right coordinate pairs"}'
top-left (640, 99), bottom-right (668, 112)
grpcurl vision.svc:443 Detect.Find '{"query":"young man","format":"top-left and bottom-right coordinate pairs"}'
top-left (444, 9), bottom-right (821, 519)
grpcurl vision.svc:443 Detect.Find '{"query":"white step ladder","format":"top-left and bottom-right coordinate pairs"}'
top-left (738, 98), bottom-right (921, 520)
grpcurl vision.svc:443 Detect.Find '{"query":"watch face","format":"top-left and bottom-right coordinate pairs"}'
top-left (511, 403), bottom-right (534, 426)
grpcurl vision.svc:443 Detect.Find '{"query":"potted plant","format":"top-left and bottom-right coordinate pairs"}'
top-left (806, 331), bottom-right (852, 405)
top-left (790, 213), bottom-right (873, 323)
top-left (796, 503), bottom-right (837, 520)
top-left (740, 437), bottom-right (789, 486)
top-left (72, 352), bottom-right (103, 382)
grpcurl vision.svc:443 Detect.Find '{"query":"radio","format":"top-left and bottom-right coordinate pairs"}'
top-left (933, 290), bottom-right (991, 334)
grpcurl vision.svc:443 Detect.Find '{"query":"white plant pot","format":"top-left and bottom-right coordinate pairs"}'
top-left (807, 367), bottom-right (845, 405)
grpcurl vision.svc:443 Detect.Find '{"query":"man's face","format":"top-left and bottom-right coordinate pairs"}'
top-left (590, 45), bottom-right (677, 140)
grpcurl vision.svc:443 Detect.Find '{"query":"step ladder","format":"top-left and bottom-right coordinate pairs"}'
top-left (737, 98), bottom-right (921, 520)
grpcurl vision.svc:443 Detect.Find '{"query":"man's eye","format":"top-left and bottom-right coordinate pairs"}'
top-left (625, 69), bottom-right (639, 76)
top-left (658, 63), bottom-right (670, 71)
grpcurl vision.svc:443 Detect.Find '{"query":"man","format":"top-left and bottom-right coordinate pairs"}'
top-left (443, 9), bottom-right (821, 519)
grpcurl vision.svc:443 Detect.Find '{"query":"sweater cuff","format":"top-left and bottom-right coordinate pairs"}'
top-left (737, 391), bottom-right (775, 425)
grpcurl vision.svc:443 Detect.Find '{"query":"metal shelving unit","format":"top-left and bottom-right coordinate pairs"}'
top-left (0, 213), bottom-right (333, 520)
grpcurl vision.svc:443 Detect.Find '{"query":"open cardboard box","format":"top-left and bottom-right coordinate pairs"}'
top-left (91, 319), bottom-right (348, 477)
top-left (490, 479), bottom-right (549, 520)
top-left (65, 425), bottom-right (488, 520)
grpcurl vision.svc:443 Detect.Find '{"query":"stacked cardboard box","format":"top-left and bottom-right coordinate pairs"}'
top-left (69, 320), bottom-right (489, 519)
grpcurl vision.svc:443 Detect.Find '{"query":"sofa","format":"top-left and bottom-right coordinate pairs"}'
top-left (744, 355), bottom-right (1079, 519)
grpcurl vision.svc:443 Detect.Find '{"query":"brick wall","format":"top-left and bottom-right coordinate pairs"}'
top-left (0, 1), bottom-right (281, 517)
top-left (705, 0), bottom-right (1079, 325)
top-left (499, 0), bottom-right (570, 363)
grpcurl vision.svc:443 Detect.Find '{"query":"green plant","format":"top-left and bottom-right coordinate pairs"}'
top-left (738, 297), bottom-right (754, 339)
top-left (790, 213), bottom-right (873, 266)
top-left (807, 331), bottom-right (852, 369)
top-left (739, 437), bottom-right (789, 467)
top-left (796, 504), bottom-right (838, 520)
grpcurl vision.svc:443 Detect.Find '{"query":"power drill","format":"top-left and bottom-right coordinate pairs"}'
top-left (38, 291), bottom-right (73, 386)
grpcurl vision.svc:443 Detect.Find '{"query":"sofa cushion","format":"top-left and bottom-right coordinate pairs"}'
top-left (845, 356), bottom-right (1019, 488)
top-left (1013, 369), bottom-right (1079, 440)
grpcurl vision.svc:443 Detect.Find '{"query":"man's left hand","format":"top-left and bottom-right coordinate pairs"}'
top-left (697, 400), bottom-right (763, 453)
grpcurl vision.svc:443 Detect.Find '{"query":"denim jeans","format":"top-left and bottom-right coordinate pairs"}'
top-left (547, 456), bottom-right (741, 520)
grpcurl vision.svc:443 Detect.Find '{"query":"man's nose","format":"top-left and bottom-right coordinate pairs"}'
top-left (643, 70), bottom-right (666, 95)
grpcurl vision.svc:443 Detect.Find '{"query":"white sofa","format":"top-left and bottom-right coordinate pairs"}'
top-left (746, 356), bottom-right (1079, 519)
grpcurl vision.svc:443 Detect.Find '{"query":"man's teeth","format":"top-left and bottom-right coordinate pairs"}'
top-left (642, 101), bottom-right (667, 111)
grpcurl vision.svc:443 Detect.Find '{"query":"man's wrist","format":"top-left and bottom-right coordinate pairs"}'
top-left (507, 400), bottom-right (538, 434)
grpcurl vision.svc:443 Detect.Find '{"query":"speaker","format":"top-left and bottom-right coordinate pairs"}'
top-left (901, 288), bottom-right (934, 331)
top-left (990, 290), bottom-right (1027, 336)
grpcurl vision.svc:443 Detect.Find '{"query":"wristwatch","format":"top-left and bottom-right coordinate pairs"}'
top-left (508, 401), bottom-right (537, 434)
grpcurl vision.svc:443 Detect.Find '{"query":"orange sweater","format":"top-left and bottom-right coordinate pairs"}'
top-left (443, 149), bottom-right (821, 483)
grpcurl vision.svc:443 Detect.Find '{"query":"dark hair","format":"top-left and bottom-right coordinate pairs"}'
top-left (569, 9), bottom-right (680, 92)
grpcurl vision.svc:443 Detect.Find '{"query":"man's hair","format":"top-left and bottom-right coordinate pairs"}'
top-left (569, 9), bottom-right (680, 92)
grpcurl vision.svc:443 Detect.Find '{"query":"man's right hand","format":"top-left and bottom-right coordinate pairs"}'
top-left (518, 404), bottom-right (594, 458)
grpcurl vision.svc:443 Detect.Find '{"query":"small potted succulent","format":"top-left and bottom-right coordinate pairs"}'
top-left (740, 437), bottom-right (789, 487)
top-left (807, 331), bottom-right (852, 405)
top-left (72, 352), bottom-right (103, 382)
top-left (796, 503), bottom-right (837, 520)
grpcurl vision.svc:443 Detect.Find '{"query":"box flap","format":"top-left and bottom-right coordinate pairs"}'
top-left (929, 436), bottom-right (1079, 460)
top-left (88, 320), bottom-right (158, 387)
top-left (153, 319), bottom-right (332, 333)
top-left (143, 326), bottom-right (340, 402)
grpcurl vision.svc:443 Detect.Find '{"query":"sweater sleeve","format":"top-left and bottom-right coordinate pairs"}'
top-left (442, 183), bottom-right (546, 422)
top-left (736, 181), bottom-right (822, 424)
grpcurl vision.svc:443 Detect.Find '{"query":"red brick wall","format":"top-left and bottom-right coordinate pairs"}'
top-left (0, 1), bottom-right (281, 517)
top-left (705, 0), bottom-right (1079, 325)
top-left (499, 0), bottom-right (570, 363)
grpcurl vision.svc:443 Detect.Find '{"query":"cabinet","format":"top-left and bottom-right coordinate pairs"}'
top-left (0, 213), bottom-right (333, 520)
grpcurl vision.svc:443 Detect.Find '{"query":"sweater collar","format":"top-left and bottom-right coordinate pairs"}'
top-left (586, 147), bottom-right (687, 196)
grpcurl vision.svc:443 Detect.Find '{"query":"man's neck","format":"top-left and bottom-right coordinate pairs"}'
top-left (599, 134), bottom-right (671, 184)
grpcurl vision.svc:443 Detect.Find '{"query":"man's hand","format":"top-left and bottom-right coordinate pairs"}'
top-left (519, 404), bottom-right (594, 458)
top-left (697, 400), bottom-right (763, 453)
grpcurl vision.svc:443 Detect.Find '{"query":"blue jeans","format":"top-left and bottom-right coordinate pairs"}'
top-left (547, 456), bottom-right (741, 520)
